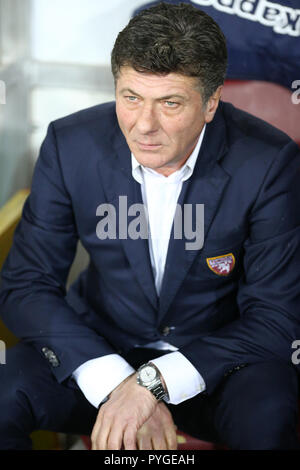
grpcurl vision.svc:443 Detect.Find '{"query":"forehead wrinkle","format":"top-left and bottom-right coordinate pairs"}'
top-left (116, 68), bottom-right (203, 107)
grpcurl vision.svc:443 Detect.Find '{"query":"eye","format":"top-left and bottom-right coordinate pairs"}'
top-left (125, 95), bottom-right (138, 103)
top-left (164, 100), bottom-right (179, 108)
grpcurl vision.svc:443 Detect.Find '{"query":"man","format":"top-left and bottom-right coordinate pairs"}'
top-left (0, 2), bottom-right (300, 450)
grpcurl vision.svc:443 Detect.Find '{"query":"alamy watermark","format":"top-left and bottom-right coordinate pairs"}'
top-left (291, 340), bottom-right (300, 365)
top-left (96, 196), bottom-right (205, 250)
top-left (291, 80), bottom-right (300, 105)
top-left (0, 80), bottom-right (6, 105)
top-left (0, 340), bottom-right (6, 365)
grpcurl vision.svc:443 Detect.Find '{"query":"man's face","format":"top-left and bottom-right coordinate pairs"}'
top-left (115, 66), bottom-right (221, 176)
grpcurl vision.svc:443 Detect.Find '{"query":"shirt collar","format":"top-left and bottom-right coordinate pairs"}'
top-left (131, 124), bottom-right (206, 185)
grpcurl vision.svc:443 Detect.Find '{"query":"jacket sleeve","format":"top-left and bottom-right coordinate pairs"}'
top-left (0, 123), bottom-right (116, 383)
top-left (181, 139), bottom-right (300, 394)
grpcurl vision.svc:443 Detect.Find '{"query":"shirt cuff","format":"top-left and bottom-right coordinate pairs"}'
top-left (72, 354), bottom-right (135, 408)
top-left (150, 351), bottom-right (206, 405)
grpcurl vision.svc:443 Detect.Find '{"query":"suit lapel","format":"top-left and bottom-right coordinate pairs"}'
top-left (158, 106), bottom-right (231, 320)
top-left (97, 123), bottom-right (158, 310)
top-left (97, 104), bottom-right (231, 318)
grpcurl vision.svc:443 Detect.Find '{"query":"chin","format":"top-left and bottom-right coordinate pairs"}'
top-left (135, 153), bottom-right (162, 168)
top-left (138, 160), bottom-right (159, 169)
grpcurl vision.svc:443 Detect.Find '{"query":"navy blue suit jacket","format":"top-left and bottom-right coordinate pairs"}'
top-left (1, 101), bottom-right (300, 394)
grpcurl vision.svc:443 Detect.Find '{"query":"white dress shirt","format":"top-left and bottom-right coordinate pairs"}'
top-left (73, 126), bottom-right (207, 408)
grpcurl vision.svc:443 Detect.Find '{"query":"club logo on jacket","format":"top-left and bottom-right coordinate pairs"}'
top-left (206, 253), bottom-right (235, 276)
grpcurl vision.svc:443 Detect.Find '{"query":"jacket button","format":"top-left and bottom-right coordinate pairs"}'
top-left (161, 326), bottom-right (170, 336)
top-left (225, 368), bottom-right (233, 377)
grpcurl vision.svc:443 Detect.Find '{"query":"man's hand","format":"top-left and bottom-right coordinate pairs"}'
top-left (91, 373), bottom-right (157, 450)
top-left (137, 401), bottom-right (178, 450)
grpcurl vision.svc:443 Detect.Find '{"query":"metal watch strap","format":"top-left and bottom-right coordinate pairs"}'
top-left (151, 382), bottom-right (167, 401)
top-left (137, 363), bottom-right (168, 401)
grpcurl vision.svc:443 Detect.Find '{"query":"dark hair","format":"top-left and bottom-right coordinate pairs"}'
top-left (111, 2), bottom-right (228, 104)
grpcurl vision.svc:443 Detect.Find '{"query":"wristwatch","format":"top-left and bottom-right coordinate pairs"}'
top-left (137, 362), bottom-right (168, 401)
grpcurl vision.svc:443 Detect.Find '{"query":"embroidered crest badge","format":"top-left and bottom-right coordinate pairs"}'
top-left (206, 253), bottom-right (235, 276)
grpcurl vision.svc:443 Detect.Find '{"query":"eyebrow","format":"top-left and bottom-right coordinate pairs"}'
top-left (119, 87), bottom-right (188, 101)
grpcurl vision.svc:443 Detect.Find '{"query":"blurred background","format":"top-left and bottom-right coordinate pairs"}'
top-left (0, 0), bottom-right (153, 208)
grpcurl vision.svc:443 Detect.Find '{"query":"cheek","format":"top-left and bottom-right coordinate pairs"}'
top-left (116, 107), bottom-right (135, 134)
top-left (163, 120), bottom-right (191, 146)
top-left (172, 114), bottom-right (204, 144)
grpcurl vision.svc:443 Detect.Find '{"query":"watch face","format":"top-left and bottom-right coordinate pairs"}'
top-left (140, 365), bottom-right (157, 385)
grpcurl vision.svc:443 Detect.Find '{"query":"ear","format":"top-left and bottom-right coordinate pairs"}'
top-left (204, 85), bottom-right (223, 123)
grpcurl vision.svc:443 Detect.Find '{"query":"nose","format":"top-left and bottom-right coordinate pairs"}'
top-left (136, 103), bottom-right (159, 135)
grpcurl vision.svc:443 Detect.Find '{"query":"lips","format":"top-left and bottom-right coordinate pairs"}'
top-left (137, 142), bottom-right (162, 150)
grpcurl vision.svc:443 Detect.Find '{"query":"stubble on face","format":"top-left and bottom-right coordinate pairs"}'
top-left (115, 67), bottom-right (208, 177)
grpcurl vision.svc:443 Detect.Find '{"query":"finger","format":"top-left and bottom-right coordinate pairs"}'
top-left (91, 412), bottom-right (111, 450)
top-left (107, 421), bottom-right (124, 450)
top-left (123, 425), bottom-right (137, 450)
top-left (92, 425), bottom-right (111, 450)
top-left (91, 422), bottom-right (102, 450)
top-left (90, 410), bottom-right (101, 444)
top-left (159, 406), bottom-right (178, 450)
top-left (150, 424), bottom-right (169, 450)
top-left (91, 406), bottom-right (105, 449)
top-left (165, 427), bottom-right (178, 450)
top-left (152, 434), bottom-right (168, 450)
top-left (137, 435), bottom-right (152, 450)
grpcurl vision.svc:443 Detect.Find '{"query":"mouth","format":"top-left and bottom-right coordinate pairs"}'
top-left (136, 142), bottom-right (163, 151)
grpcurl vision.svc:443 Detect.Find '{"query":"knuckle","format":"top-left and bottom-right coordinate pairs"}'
top-left (107, 441), bottom-right (117, 450)
top-left (124, 438), bottom-right (135, 449)
top-left (124, 430), bottom-right (136, 449)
